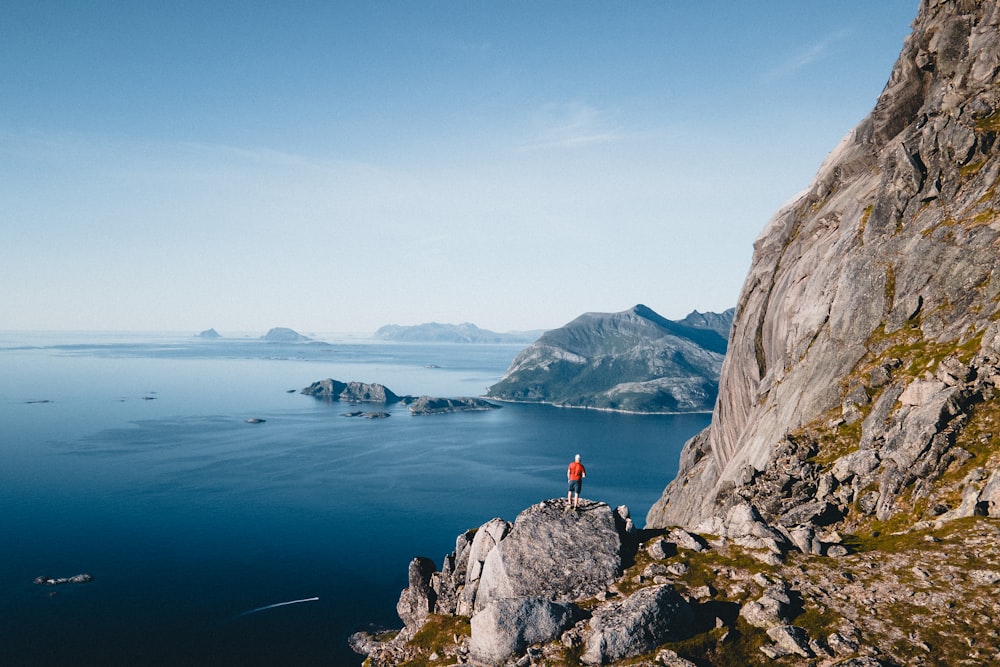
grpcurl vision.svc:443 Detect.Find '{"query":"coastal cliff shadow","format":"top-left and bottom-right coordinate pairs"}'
top-left (785, 588), bottom-right (806, 621)
top-left (620, 527), bottom-right (671, 570)
top-left (693, 599), bottom-right (740, 631)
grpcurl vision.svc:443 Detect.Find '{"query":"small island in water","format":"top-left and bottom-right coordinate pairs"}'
top-left (300, 378), bottom-right (501, 415)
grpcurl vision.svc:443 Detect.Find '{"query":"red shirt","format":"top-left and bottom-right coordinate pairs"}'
top-left (568, 461), bottom-right (586, 481)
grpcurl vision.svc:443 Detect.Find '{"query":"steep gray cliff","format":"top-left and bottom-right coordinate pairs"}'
top-left (649, 0), bottom-right (1000, 529)
top-left (487, 305), bottom-right (733, 413)
top-left (359, 4), bottom-right (1000, 664)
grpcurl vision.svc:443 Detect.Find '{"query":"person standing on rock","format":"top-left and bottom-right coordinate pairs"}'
top-left (567, 454), bottom-right (586, 511)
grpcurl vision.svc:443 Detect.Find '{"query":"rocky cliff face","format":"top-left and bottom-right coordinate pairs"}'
top-left (487, 305), bottom-right (733, 413)
top-left (354, 500), bottom-right (709, 666)
top-left (648, 0), bottom-right (1000, 531)
top-left (357, 3), bottom-right (1000, 665)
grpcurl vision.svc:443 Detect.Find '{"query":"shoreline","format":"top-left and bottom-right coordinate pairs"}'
top-left (482, 396), bottom-right (714, 417)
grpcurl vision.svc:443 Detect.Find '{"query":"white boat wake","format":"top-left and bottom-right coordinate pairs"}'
top-left (238, 596), bottom-right (319, 617)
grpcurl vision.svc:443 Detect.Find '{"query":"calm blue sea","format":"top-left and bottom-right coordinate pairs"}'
top-left (0, 332), bottom-right (709, 666)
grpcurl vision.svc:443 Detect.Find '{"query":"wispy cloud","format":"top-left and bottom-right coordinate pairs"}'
top-left (518, 102), bottom-right (623, 151)
top-left (765, 28), bottom-right (852, 79)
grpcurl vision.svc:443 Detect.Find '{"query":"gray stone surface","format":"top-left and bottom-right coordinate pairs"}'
top-left (740, 588), bottom-right (791, 629)
top-left (457, 517), bottom-right (511, 616)
top-left (469, 597), bottom-right (579, 665)
top-left (766, 625), bottom-right (814, 658)
top-left (581, 584), bottom-right (694, 665)
top-left (475, 499), bottom-right (623, 611)
top-left (396, 557), bottom-right (437, 629)
top-left (645, 537), bottom-right (675, 560)
top-left (667, 528), bottom-right (707, 552)
top-left (648, 0), bottom-right (1000, 529)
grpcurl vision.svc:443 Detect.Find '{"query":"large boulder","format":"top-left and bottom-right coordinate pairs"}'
top-left (469, 597), bottom-right (580, 665)
top-left (474, 499), bottom-right (623, 611)
top-left (581, 584), bottom-right (695, 665)
top-left (456, 518), bottom-right (511, 616)
top-left (694, 503), bottom-right (790, 559)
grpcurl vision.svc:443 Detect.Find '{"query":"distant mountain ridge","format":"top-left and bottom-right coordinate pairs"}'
top-left (261, 327), bottom-right (311, 343)
top-left (374, 322), bottom-right (542, 344)
top-left (486, 305), bottom-right (733, 413)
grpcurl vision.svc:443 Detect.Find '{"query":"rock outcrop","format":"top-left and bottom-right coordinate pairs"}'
top-left (356, 496), bottom-right (1000, 665)
top-left (301, 381), bottom-right (505, 416)
top-left (260, 327), bottom-right (311, 342)
top-left (487, 305), bottom-right (732, 413)
top-left (358, 2), bottom-right (1000, 664)
top-left (300, 379), bottom-right (401, 403)
top-left (472, 500), bottom-right (624, 611)
top-left (581, 584), bottom-right (694, 665)
top-left (355, 499), bottom-right (696, 666)
top-left (469, 597), bottom-right (581, 665)
top-left (396, 557), bottom-right (437, 630)
top-left (648, 0), bottom-right (1000, 530)
top-left (407, 396), bottom-right (501, 415)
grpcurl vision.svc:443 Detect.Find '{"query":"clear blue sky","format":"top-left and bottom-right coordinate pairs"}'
top-left (1, 1), bottom-right (918, 334)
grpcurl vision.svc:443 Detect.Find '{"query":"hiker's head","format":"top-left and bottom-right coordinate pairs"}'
top-left (574, 454), bottom-right (581, 462)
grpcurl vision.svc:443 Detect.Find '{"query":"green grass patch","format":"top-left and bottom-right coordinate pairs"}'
top-left (960, 160), bottom-right (986, 178)
top-left (863, 323), bottom-right (981, 380)
top-left (975, 112), bottom-right (1000, 133)
top-left (791, 604), bottom-right (842, 646)
top-left (664, 619), bottom-right (772, 666)
top-left (972, 208), bottom-right (998, 226)
top-left (841, 518), bottom-right (947, 553)
top-left (799, 415), bottom-right (862, 468)
top-left (375, 629), bottom-right (400, 642)
top-left (858, 204), bottom-right (874, 236)
top-left (395, 614), bottom-right (471, 667)
top-left (953, 396), bottom-right (1000, 461)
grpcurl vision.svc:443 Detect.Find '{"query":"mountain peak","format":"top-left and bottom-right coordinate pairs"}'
top-left (487, 306), bottom-right (733, 413)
